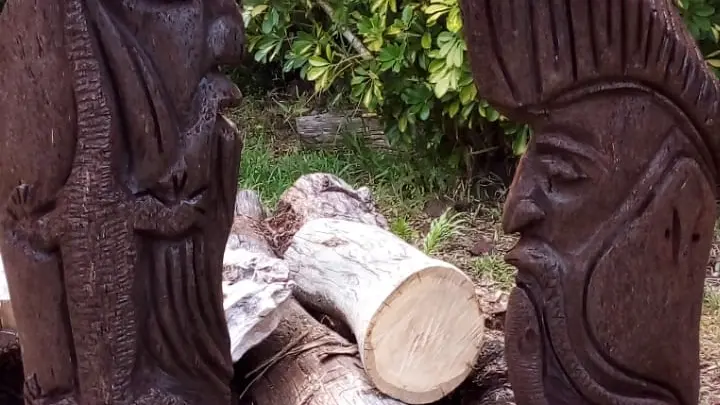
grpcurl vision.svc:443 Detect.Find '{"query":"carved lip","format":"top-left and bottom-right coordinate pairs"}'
top-left (210, 70), bottom-right (243, 111)
top-left (504, 239), bottom-right (551, 286)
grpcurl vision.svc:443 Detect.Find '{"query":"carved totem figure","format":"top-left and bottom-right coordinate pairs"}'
top-left (460, 0), bottom-right (717, 404)
top-left (0, 1), bottom-right (244, 404)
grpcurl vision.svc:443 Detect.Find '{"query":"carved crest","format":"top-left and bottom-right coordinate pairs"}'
top-left (460, 0), bottom-right (717, 403)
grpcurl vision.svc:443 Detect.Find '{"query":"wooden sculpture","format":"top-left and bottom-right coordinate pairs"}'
top-left (0, 1), bottom-right (244, 404)
top-left (460, 0), bottom-right (718, 404)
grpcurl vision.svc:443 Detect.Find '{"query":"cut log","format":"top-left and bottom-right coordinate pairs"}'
top-left (433, 330), bottom-right (513, 405)
top-left (284, 218), bottom-right (485, 404)
top-left (295, 112), bottom-right (389, 150)
top-left (275, 172), bottom-right (387, 229)
top-left (223, 190), bottom-right (294, 362)
top-left (231, 189), bottom-right (405, 405)
top-left (222, 249), bottom-right (293, 361)
top-left (239, 299), bottom-right (406, 405)
top-left (0, 260), bottom-right (13, 330)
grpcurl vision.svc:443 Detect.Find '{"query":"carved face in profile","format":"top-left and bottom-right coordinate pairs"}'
top-left (502, 87), bottom-right (715, 404)
top-left (115, 0), bottom-right (244, 116)
top-left (94, 0), bottom-right (245, 194)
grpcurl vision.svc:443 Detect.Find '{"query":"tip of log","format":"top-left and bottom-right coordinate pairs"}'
top-left (362, 265), bottom-right (484, 404)
top-left (0, 260), bottom-right (13, 330)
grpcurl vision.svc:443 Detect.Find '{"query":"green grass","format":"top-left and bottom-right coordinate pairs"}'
top-left (233, 99), bottom-right (461, 217)
top-left (422, 209), bottom-right (467, 255)
top-left (471, 254), bottom-right (516, 290)
top-left (705, 288), bottom-right (720, 314)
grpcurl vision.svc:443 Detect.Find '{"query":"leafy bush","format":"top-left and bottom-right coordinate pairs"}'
top-left (240, 0), bottom-right (720, 159)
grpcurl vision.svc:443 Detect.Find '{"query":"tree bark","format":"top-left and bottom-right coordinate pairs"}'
top-left (295, 113), bottom-right (388, 150)
top-left (284, 218), bottom-right (485, 404)
top-left (232, 189), bottom-right (405, 405)
top-left (268, 173), bottom-right (388, 254)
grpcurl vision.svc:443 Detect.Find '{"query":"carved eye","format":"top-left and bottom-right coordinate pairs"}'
top-left (540, 156), bottom-right (587, 184)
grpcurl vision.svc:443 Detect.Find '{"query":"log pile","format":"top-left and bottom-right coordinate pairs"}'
top-left (0, 173), bottom-right (513, 405)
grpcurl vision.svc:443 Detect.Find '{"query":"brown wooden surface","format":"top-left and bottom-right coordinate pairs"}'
top-left (460, 0), bottom-right (717, 404)
top-left (0, 1), bottom-right (244, 404)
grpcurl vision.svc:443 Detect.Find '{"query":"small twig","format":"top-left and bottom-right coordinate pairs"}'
top-left (315, 0), bottom-right (372, 61)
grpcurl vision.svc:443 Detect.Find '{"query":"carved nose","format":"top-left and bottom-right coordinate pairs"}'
top-left (502, 198), bottom-right (546, 234)
top-left (208, 14), bottom-right (245, 66)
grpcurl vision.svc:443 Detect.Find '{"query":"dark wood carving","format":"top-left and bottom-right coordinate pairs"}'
top-left (0, 1), bottom-right (244, 404)
top-left (460, 0), bottom-right (717, 404)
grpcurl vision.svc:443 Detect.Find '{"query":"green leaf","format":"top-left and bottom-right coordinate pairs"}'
top-left (308, 56), bottom-right (330, 67)
top-left (423, 4), bottom-right (450, 15)
top-left (306, 66), bottom-right (327, 81)
top-left (695, 4), bottom-right (715, 17)
top-left (428, 59), bottom-right (446, 73)
top-left (399, 114), bottom-right (408, 132)
top-left (486, 107), bottom-right (500, 122)
top-left (433, 76), bottom-right (451, 98)
top-left (447, 44), bottom-right (464, 67)
top-left (421, 32), bottom-right (432, 49)
top-left (512, 126), bottom-right (530, 155)
top-left (446, 8), bottom-right (463, 33)
top-left (708, 58), bottom-right (720, 68)
top-left (446, 100), bottom-right (460, 117)
top-left (420, 103), bottom-right (431, 120)
top-left (251, 4), bottom-right (268, 17)
top-left (459, 84), bottom-right (477, 104)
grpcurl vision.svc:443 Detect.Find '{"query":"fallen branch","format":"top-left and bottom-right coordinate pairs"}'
top-left (285, 218), bottom-right (485, 404)
top-left (233, 189), bottom-right (405, 405)
top-left (295, 112), bottom-right (389, 150)
top-left (273, 173), bottom-right (485, 404)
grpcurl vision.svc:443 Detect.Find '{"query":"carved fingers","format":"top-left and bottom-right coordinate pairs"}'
top-left (133, 188), bottom-right (208, 238)
top-left (2, 184), bottom-right (59, 250)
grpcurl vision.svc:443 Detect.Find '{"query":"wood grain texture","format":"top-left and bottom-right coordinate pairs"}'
top-left (459, 0), bottom-right (719, 404)
top-left (231, 189), bottom-right (405, 405)
top-left (0, 0), bottom-right (245, 404)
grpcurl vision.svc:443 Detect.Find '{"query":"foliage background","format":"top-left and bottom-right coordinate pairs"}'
top-left (236, 0), bottom-right (720, 177)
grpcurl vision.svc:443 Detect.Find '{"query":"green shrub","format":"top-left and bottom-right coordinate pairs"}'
top-left (239, 0), bottom-right (720, 159)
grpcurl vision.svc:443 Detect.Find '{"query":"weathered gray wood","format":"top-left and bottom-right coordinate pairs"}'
top-left (295, 113), bottom-right (389, 150)
top-left (233, 189), bottom-right (404, 405)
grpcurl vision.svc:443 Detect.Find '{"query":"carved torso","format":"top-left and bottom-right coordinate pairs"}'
top-left (0, 0), bottom-right (245, 404)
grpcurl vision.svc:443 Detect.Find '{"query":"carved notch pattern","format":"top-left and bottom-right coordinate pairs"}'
top-left (460, 0), bottom-right (720, 404)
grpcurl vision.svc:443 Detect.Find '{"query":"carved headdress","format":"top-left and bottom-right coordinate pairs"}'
top-left (461, 1), bottom-right (719, 404)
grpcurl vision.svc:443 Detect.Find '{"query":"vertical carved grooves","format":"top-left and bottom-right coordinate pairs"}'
top-left (527, 0), bottom-right (543, 97)
top-left (460, 0), bottom-right (720, 177)
top-left (459, 0), bottom-right (720, 403)
top-left (147, 245), bottom-right (194, 375)
top-left (671, 208), bottom-right (682, 264)
top-left (191, 237), bottom-right (229, 362)
top-left (644, 11), bottom-right (656, 68)
top-left (483, 0), bottom-right (519, 103)
top-left (145, 241), bottom-right (230, 393)
top-left (63, 0), bottom-right (116, 402)
top-left (181, 239), bottom-right (230, 385)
